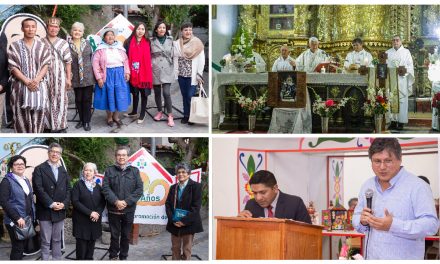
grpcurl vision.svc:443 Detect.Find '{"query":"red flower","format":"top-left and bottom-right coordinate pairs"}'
top-left (325, 99), bottom-right (335, 107)
top-left (376, 96), bottom-right (385, 104)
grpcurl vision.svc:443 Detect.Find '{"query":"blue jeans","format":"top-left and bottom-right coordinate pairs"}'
top-left (178, 76), bottom-right (197, 118)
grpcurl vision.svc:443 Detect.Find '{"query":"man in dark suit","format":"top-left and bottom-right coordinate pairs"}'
top-left (32, 143), bottom-right (71, 260)
top-left (238, 170), bottom-right (311, 224)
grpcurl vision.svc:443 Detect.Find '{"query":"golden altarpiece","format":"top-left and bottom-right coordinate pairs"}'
top-left (217, 5), bottom-right (440, 132)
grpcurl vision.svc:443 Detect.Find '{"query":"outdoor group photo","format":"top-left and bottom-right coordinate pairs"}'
top-left (0, 5), bottom-right (209, 134)
top-left (0, 137), bottom-right (209, 260)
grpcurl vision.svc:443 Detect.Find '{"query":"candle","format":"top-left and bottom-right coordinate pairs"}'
top-left (363, 57), bottom-right (369, 66)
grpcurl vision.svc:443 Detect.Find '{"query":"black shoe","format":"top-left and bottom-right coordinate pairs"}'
top-left (188, 121), bottom-right (194, 125)
top-left (75, 122), bottom-right (83, 129)
top-left (181, 117), bottom-right (188, 124)
top-left (83, 122), bottom-right (91, 131)
top-left (396, 122), bottom-right (404, 130)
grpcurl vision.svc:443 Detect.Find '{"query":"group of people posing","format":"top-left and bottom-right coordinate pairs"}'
top-left (271, 36), bottom-right (414, 130)
top-left (0, 143), bottom-right (203, 260)
top-left (0, 16), bottom-right (205, 133)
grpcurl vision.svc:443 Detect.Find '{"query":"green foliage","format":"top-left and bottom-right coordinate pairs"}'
top-left (22, 5), bottom-right (89, 30)
top-left (114, 137), bottom-right (130, 146)
top-left (160, 5), bottom-right (192, 38)
top-left (172, 138), bottom-right (209, 207)
top-left (189, 5), bottom-right (208, 28)
top-left (42, 138), bottom-right (114, 179)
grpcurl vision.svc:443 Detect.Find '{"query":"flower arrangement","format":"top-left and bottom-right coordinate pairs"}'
top-left (338, 239), bottom-right (364, 260)
top-left (233, 85), bottom-right (267, 115)
top-left (230, 24), bottom-right (254, 58)
top-left (311, 88), bottom-right (351, 117)
top-left (363, 86), bottom-right (389, 116)
top-left (231, 53), bottom-right (247, 67)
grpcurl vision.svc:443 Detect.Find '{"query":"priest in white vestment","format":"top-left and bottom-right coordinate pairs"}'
top-left (344, 38), bottom-right (373, 72)
top-left (386, 35), bottom-right (414, 129)
top-left (295, 37), bottom-right (328, 73)
top-left (249, 51), bottom-right (266, 72)
top-left (272, 44), bottom-right (296, 72)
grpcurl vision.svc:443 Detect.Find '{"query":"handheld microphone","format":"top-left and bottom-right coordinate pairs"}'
top-left (365, 188), bottom-right (374, 210)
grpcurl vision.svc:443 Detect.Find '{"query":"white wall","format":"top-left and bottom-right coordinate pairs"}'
top-left (343, 150), bottom-right (439, 208)
top-left (212, 5), bottom-right (238, 66)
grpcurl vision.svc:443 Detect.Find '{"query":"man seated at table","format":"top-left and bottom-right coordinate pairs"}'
top-left (295, 37), bottom-right (328, 73)
top-left (238, 170), bottom-right (311, 223)
top-left (272, 44), bottom-right (296, 72)
top-left (344, 38), bottom-right (373, 73)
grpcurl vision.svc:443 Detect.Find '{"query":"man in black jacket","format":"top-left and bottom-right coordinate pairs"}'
top-left (102, 146), bottom-right (143, 260)
top-left (32, 143), bottom-right (71, 260)
top-left (238, 170), bottom-right (311, 224)
top-left (165, 162), bottom-right (203, 260)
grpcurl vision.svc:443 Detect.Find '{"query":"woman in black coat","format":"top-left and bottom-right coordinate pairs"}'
top-left (71, 162), bottom-right (106, 260)
top-left (165, 163), bottom-right (203, 260)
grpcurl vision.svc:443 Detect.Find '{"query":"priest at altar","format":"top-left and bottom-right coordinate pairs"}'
top-left (386, 35), bottom-right (414, 130)
top-left (250, 50), bottom-right (267, 72)
top-left (295, 37), bottom-right (328, 73)
top-left (344, 38), bottom-right (373, 72)
top-left (272, 44), bottom-right (296, 72)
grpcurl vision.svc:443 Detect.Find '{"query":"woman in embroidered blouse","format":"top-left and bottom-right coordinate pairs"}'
top-left (69, 22), bottom-right (95, 131)
top-left (174, 22), bottom-right (205, 125)
top-left (71, 162), bottom-right (105, 260)
top-left (151, 20), bottom-right (175, 127)
top-left (123, 22), bottom-right (153, 124)
top-left (0, 155), bottom-right (34, 260)
top-left (92, 28), bottom-right (130, 128)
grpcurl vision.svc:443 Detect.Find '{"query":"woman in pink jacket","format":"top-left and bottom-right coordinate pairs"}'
top-left (92, 28), bottom-right (130, 128)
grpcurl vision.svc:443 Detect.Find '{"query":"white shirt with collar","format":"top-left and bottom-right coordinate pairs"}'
top-left (344, 49), bottom-right (373, 68)
top-left (272, 55), bottom-right (295, 72)
top-left (264, 190), bottom-right (280, 218)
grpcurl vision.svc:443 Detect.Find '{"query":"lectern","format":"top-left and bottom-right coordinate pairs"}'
top-left (216, 216), bottom-right (323, 259)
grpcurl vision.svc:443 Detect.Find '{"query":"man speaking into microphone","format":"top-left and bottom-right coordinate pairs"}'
top-left (352, 138), bottom-right (439, 259)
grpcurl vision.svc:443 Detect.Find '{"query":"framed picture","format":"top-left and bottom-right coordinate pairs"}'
top-left (377, 63), bottom-right (388, 79)
top-left (267, 71), bottom-right (307, 108)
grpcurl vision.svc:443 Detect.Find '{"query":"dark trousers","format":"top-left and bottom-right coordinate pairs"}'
top-left (108, 212), bottom-right (134, 260)
top-left (178, 76), bottom-right (197, 118)
top-left (129, 86), bottom-right (151, 119)
top-left (6, 224), bottom-right (25, 260)
top-left (76, 238), bottom-right (96, 260)
top-left (153, 83), bottom-right (172, 113)
top-left (74, 85), bottom-right (94, 123)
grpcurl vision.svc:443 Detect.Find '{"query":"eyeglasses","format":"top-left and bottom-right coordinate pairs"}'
top-left (49, 150), bottom-right (62, 155)
top-left (13, 163), bottom-right (25, 167)
top-left (372, 159), bottom-right (394, 167)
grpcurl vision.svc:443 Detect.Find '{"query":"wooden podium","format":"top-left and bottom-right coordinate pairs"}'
top-left (216, 216), bottom-right (323, 259)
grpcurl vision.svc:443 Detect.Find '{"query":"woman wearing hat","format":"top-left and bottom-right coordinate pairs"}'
top-left (92, 28), bottom-right (130, 128)
top-left (123, 22), bottom-right (153, 124)
top-left (68, 22), bottom-right (96, 131)
top-left (174, 22), bottom-right (205, 125)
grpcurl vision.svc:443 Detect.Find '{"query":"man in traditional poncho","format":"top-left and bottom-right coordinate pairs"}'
top-left (43, 17), bottom-right (72, 133)
top-left (7, 18), bottom-right (50, 133)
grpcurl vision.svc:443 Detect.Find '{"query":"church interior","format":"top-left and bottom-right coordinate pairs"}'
top-left (212, 5), bottom-right (440, 134)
